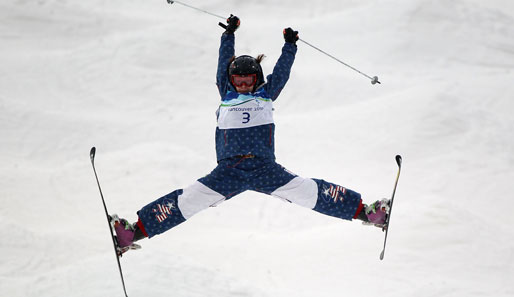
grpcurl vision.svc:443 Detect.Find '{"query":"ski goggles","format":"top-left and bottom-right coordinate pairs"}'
top-left (231, 74), bottom-right (257, 87)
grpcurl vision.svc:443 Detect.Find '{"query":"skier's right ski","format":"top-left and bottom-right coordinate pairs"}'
top-left (90, 147), bottom-right (129, 297)
top-left (379, 155), bottom-right (402, 260)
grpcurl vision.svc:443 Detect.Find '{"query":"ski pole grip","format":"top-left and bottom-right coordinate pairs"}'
top-left (218, 22), bottom-right (227, 29)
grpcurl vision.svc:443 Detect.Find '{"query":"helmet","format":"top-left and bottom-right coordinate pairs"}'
top-left (228, 55), bottom-right (264, 90)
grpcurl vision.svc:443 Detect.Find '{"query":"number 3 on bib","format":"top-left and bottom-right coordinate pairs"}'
top-left (242, 112), bottom-right (251, 124)
top-left (217, 98), bottom-right (273, 129)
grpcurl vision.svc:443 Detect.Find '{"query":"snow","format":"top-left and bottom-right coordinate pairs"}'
top-left (2, 0), bottom-right (514, 296)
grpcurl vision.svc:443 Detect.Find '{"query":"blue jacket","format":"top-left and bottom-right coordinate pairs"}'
top-left (215, 33), bottom-right (297, 161)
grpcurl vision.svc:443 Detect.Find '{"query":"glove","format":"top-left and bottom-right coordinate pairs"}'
top-left (283, 27), bottom-right (299, 44)
top-left (218, 14), bottom-right (240, 34)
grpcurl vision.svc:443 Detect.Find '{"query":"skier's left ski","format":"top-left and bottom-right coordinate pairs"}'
top-left (379, 154), bottom-right (402, 260)
top-left (90, 147), bottom-right (129, 297)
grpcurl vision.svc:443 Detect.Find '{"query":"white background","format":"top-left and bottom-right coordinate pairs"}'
top-left (1, 0), bottom-right (513, 296)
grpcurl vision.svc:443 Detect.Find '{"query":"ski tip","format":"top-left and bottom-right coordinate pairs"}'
top-left (380, 250), bottom-right (385, 260)
top-left (90, 147), bottom-right (96, 160)
top-left (395, 155), bottom-right (402, 167)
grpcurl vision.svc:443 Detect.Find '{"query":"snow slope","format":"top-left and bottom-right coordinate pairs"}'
top-left (1, 0), bottom-right (514, 296)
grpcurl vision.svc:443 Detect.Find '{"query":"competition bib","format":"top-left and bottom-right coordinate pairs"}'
top-left (217, 95), bottom-right (274, 129)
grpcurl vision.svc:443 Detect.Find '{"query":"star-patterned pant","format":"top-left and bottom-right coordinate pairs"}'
top-left (137, 156), bottom-right (362, 238)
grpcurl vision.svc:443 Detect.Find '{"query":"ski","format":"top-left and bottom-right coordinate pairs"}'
top-left (90, 147), bottom-right (129, 297)
top-left (379, 154), bottom-right (402, 260)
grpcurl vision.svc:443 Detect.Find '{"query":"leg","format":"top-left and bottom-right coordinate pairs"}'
top-left (137, 159), bottom-right (249, 238)
top-left (267, 168), bottom-right (389, 225)
top-left (252, 161), bottom-right (363, 221)
top-left (274, 177), bottom-right (363, 221)
top-left (137, 181), bottom-right (227, 238)
top-left (309, 178), bottom-right (363, 221)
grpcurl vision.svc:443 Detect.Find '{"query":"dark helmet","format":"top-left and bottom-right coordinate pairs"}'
top-left (228, 55), bottom-right (264, 90)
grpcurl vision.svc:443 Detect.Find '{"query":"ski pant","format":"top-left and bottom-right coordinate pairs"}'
top-left (137, 156), bottom-right (363, 238)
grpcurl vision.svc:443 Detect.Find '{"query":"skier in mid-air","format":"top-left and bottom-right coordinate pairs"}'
top-left (113, 15), bottom-right (390, 249)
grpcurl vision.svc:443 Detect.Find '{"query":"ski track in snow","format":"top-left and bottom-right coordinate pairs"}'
top-left (1, 0), bottom-right (514, 296)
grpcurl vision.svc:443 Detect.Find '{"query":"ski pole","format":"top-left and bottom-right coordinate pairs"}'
top-left (167, 0), bottom-right (225, 20)
top-left (298, 38), bottom-right (380, 85)
top-left (166, 0), bottom-right (380, 85)
top-left (167, 0), bottom-right (231, 30)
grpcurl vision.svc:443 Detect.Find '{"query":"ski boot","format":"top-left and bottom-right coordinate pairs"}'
top-left (358, 199), bottom-right (391, 229)
top-left (110, 214), bottom-right (143, 256)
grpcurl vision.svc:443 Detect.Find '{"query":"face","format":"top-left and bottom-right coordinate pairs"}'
top-left (231, 74), bottom-right (257, 93)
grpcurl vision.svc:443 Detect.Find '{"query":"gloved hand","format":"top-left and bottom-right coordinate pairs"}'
top-left (283, 27), bottom-right (299, 44)
top-left (219, 14), bottom-right (240, 34)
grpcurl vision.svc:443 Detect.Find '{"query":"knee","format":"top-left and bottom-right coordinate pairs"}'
top-left (271, 177), bottom-right (318, 209)
top-left (177, 181), bottom-right (226, 219)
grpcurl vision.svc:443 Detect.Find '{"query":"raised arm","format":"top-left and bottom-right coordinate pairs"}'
top-left (265, 28), bottom-right (299, 101)
top-left (216, 15), bottom-right (240, 98)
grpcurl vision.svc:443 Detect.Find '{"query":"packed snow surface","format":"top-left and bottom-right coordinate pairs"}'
top-left (2, 0), bottom-right (514, 296)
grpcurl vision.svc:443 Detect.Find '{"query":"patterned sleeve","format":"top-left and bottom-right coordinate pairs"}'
top-left (265, 42), bottom-right (297, 101)
top-left (216, 33), bottom-right (235, 98)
